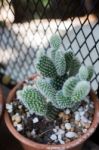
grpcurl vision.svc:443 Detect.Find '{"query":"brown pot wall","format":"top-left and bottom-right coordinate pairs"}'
top-left (4, 75), bottom-right (99, 150)
top-left (0, 87), bottom-right (4, 122)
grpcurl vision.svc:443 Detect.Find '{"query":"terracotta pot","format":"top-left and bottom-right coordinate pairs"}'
top-left (0, 87), bottom-right (4, 122)
top-left (4, 75), bottom-right (99, 150)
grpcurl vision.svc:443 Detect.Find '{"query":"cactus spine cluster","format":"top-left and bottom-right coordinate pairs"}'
top-left (17, 34), bottom-right (94, 119)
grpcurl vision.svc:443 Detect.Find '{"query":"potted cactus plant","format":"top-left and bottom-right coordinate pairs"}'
top-left (5, 35), bottom-right (99, 150)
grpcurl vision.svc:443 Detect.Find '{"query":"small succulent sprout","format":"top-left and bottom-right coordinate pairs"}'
top-left (69, 57), bottom-right (81, 76)
top-left (36, 78), bottom-right (56, 103)
top-left (64, 49), bottom-right (74, 71)
top-left (55, 50), bottom-right (66, 76)
top-left (17, 86), bottom-right (47, 116)
top-left (55, 90), bottom-right (73, 109)
top-left (72, 80), bottom-right (90, 103)
top-left (79, 65), bottom-right (94, 81)
top-left (36, 55), bottom-right (57, 78)
top-left (50, 34), bottom-right (61, 49)
top-left (62, 77), bottom-right (78, 97)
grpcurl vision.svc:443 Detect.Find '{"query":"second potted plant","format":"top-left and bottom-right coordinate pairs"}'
top-left (5, 35), bottom-right (99, 150)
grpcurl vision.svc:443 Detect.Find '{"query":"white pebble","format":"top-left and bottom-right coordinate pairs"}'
top-left (81, 116), bottom-right (89, 123)
top-left (57, 134), bottom-right (62, 140)
top-left (75, 113), bottom-right (80, 121)
top-left (31, 129), bottom-right (36, 137)
top-left (65, 123), bottom-right (72, 130)
top-left (64, 109), bottom-right (70, 115)
top-left (90, 104), bottom-right (94, 108)
top-left (17, 124), bottom-right (23, 131)
top-left (65, 132), bottom-right (77, 138)
top-left (32, 117), bottom-right (39, 123)
top-left (78, 107), bottom-right (84, 112)
top-left (57, 129), bottom-right (65, 135)
top-left (53, 129), bottom-right (57, 133)
top-left (50, 134), bottom-right (57, 141)
top-left (6, 103), bottom-right (13, 112)
top-left (55, 126), bottom-right (59, 130)
top-left (79, 111), bottom-right (85, 117)
top-left (59, 139), bottom-right (65, 144)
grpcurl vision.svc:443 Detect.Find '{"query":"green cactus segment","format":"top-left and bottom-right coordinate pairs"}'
top-left (79, 65), bottom-right (94, 81)
top-left (87, 66), bottom-right (94, 80)
top-left (50, 34), bottom-right (61, 49)
top-left (51, 74), bottom-right (67, 90)
top-left (36, 79), bottom-right (56, 102)
top-left (36, 49), bottom-right (45, 60)
top-left (79, 66), bottom-right (89, 80)
top-left (47, 48), bottom-right (57, 61)
top-left (36, 56), bottom-right (57, 78)
top-left (62, 77), bottom-right (78, 97)
top-left (69, 57), bottom-right (81, 76)
top-left (64, 50), bottom-right (74, 71)
top-left (17, 86), bottom-right (47, 116)
top-left (72, 81), bottom-right (90, 102)
top-left (55, 90), bottom-right (73, 109)
top-left (55, 50), bottom-right (66, 76)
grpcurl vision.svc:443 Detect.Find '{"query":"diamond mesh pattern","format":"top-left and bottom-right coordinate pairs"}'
top-left (0, 0), bottom-right (99, 92)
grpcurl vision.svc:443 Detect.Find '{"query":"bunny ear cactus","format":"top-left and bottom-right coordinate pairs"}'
top-left (55, 50), bottom-right (66, 76)
top-left (16, 34), bottom-right (94, 119)
top-left (36, 78), bottom-right (56, 104)
top-left (17, 86), bottom-right (47, 116)
top-left (79, 65), bottom-right (94, 81)
top-left (36, 56), bottom-right (57, 78)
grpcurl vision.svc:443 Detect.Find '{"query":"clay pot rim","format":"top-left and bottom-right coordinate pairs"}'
top-left (4, 75), bottom-right (99, 149)
top-left (0, 87), bottom-right (4, 121)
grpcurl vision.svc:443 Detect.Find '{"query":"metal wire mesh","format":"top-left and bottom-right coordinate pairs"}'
top-left (0, 0), bottom-right (99, 92)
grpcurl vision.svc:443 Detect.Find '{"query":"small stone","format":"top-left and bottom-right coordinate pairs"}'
top-left (82, 128), bottom-right (87, 133)
top-left (31, 129), bottom-right (36, 137)
top-left (78, 107), bottom-right (84, 112)
top-left (55, 126), bottom-right (59, 130)
top-left (13, 121), bottom-right (17, 127)
top-left (32, 117), bottom-right (39, 123)
top-left (6, 103), bottom-right (13, 110)
top-left (64, 109), bottom-right (70, 115)
top-left (57, 134), bottom-right (62, 140)
top-left (15, 116), bottom-right (21, 123)
top-left (65, 132), bottom-right (77, 139)
top-left (53, 129), bottom-right (57, 133)
top-left (50, 134), bottom-right (57, 141)
top-left (18, 105), bottom-right (22, 109)
top-left (59, 139), bottom-right (65, 144)
top-left (79, 111), bottom-right (85, 116)
top-left (16, 124), bottom-right (23, 131)
top-left (60, 124), bottom-right (65, 130)
top-left (59, 112), bottom-right (65, 118)
top-left (81, 116), bottom-right (89, 123)
top-left (64, 114), bottom-right (71, 120)
top-left (65, 123), bottom-right (71, 130)
top-left (84, 123), bottom-right (91, 129)
top-left (75, 113), bottom-right (80, 121)
top-left (57, 129), bottom-right (65, 135)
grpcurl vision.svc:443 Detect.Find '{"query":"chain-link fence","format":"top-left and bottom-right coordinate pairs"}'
top-left (0, 0), bottom-right (99, 92)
